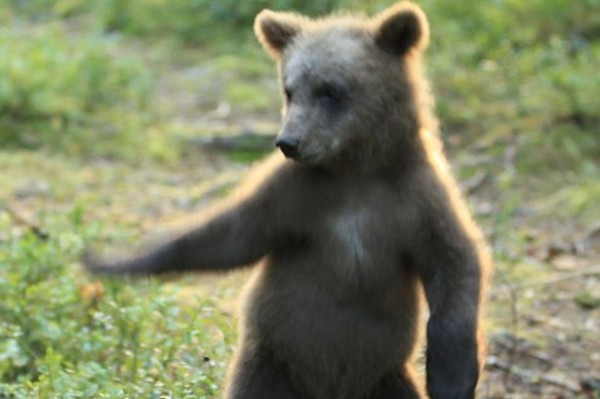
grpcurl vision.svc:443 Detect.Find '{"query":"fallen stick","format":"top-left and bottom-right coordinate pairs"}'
top-left (487, 356), bottom-right (581, 393)
top-left (4, 203), bottom-right (49, 240)
top-left (494, 266), bottom-right (600, 292)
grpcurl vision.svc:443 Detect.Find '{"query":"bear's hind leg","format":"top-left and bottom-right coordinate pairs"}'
top-left (224, 348), bottom-right (301, 399)
top-left (365, 367), bottom-right (422, 399)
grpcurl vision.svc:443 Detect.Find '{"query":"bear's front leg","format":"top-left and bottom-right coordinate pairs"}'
top-left (84, 184), bottom-right (279, 276)
top-left (415, 210), bottom-right (487, 399)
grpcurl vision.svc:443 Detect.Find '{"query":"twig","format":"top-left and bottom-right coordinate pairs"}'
top-left (487, 356), bottom-right (581, 393)
top-left (504, 286), bottom-right (519, 388)
top-left (189, 130), bottom-right (275, 153)
top-left (503, 134), bottom-right (517, 174)
top-left (522, 314), bottom-right (572, 330)
top-left (4, 203), bottom-right (49, 240)
top-left (492, 333), bottom-right (555, 365)
top-left (461, 171), bottom-right (489, 195)
top-left (454, 154), bottom-right (495, 168)
top-left (496, 266), bottom-right (600, 291)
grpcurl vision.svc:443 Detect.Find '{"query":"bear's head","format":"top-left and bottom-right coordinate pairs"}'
top-left (255, 2), bottom-right (432, 171)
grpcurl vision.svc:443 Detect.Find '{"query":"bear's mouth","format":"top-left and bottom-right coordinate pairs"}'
top-left (278, 144), bottom-right (299, 159)
top-left (298, 153), bottom-right (318, 161)
top-left (281, 149), bottom-right (323, 163)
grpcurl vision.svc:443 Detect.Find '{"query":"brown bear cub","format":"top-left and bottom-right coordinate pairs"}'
top-left (85, 2), bottom-right (491, 398)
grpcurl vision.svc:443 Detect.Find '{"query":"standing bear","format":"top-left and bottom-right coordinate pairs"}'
top-left (85, 2), bottom-right (491, 398)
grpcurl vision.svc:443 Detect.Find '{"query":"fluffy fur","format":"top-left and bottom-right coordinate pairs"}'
top-left (85, 2), bottom-right (491, 398)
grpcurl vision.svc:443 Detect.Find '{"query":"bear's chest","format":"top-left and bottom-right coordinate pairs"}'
top-left (328, 206), bottom-right (378, 266)
top-left (313, 198), bottom-right (415, 288)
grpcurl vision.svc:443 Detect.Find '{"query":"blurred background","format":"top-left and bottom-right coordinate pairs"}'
top-left (0, 0), bottom-right (598, 397)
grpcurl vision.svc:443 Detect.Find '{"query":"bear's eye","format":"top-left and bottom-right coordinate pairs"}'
top-left (284, 87), bottom-right (293, 102)
top-left (313, 83), bottom-right (344, 108)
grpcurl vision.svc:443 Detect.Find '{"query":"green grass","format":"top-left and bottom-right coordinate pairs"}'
top-left (0, 208), bottom-right (235, 398)
top-left (0, 24), bottom-right (155, 154)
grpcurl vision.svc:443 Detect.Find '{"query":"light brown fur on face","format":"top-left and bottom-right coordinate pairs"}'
top-left (84, 3), bottom-right (491, 399)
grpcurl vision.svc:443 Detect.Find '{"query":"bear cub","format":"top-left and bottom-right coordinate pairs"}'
top-left (85, 2), bottom-right (491, 399)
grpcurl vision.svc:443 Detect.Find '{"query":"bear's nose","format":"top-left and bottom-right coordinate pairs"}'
top-left (275, 137), bottom-right (300, 159)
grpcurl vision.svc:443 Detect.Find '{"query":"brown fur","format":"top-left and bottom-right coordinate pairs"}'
top-left (85, 2), bottom-right (491, 398)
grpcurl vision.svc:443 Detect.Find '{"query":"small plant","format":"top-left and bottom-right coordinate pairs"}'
top-left (0, 209), bottom-right (234, 397)
top-left (0, 23), bottom-right (153, 156)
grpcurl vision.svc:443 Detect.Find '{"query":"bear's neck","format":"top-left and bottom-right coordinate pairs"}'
top-left (315, 122), bottom-right (430, 178)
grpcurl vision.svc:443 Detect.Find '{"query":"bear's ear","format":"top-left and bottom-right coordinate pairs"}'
top-left (254, 10), bottom-right (305, 59)
top-left (372, 2), bottom-right (429, 56)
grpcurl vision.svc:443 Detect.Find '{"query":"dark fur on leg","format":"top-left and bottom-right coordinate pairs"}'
top-left (366, 368), bottom-right (423, 399)
top-left (225, 346), bottom-right (302, 399)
